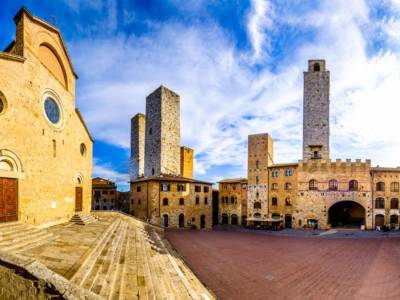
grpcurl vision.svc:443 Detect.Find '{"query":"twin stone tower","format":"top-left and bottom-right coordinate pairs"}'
top-left (130, 86), bottom-right (194, 181)
top-left (130, 59), bottom-right (330, 182)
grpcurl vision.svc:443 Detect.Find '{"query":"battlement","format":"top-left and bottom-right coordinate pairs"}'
top-left (298, 158), bottom-right (372, 171)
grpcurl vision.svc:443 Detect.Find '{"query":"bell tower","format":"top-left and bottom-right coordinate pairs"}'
top-left (303, 59), bottom-right (330, 161)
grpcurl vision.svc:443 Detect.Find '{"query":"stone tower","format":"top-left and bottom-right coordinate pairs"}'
top-left (144, 86), bottom-right (181, 177)
top-left (303, 59), bottom-right (330, 161)
top-left (180, 146), bottom-right (194, 179)
top-left (130, 113), bottom-right (146, 180)
top-left (247, 133), bottom-right (274, 223)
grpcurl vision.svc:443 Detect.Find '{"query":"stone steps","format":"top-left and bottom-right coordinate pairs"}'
top-left (0, 222), bottom-right (56, 253)
top-left (71, 216), bottom-right (215, 299)
top-left (70, 212), bottom-right (98, 225)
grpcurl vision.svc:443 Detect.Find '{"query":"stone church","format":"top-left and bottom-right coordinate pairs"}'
top-left (220, 60), bottom-right (400, 230)
top-left (0, 8), bottom-right (93, 226)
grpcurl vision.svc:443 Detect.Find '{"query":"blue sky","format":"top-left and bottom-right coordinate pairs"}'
top-left (2, 1), bottom-right (400, 191)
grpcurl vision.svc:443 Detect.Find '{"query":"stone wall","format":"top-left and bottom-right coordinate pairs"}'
top-left (371, 168), bottom-right (400, 226)
top-left (247, 134), bottom-right (273, 223)
top-left (0, 251), bottom-right (100, 300)
top-left (131, 179), bottom-right (213, 229)
top-left (130, 113), bottom-right (146, 180)
top-left (268, 164), bottom-right (298, 224)
top-left (295, 159), bottom-right (372, 229)
top-left (218, 179), bottom-right (247, 225)
top-left (144, 86), bottom-right (180, 177)
top-left (0, 8), bottom-right (92, 226)
top-left (303, 59), bottom-right (330, 160)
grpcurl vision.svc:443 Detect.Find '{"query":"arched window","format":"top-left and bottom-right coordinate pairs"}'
top-left (390, 198), bottom-right (399, 209)
top-left (309, 180), bottom-right (318, 191)
top-left (256, 160), bottom-right (259, 169)
top-left (329, 179), bottom-right (338, 191)
top-left (391, 182), bottom-right (399, 192)
top-left (376, 182), bottom-right (385, 192)
top-left (179, 198), bottom-right (184, 205)
top-left (163, 198), bottom-right (168, 206)
top-left (271, 197), bottom-right (278, 206)
top-left (254, 202), bottom-right (261, 209)
top-left (349, 180), bottom-right (358, 191)
top-left (231, 196), bottom-right (235, 204)
top-left (375, 197), bottom-right (385, 209)
top-left (196, 197), bottom-right (200, 205)
top-left (313, 63), bottom-right (320, 72)
top-left (285, 197), bottom-right (292, 206)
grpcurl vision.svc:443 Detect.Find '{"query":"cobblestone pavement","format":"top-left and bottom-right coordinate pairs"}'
top-left (166, 229), bottom-right (400, 300)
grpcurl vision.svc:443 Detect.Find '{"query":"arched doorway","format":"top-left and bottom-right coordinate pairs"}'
top-left (375, 214), bottom-right (384, 228)
top-left (179, 213), bottom-right (184, 228)
top-left (390, 215), bottom-right (398, 229)
top-left (221, 213), bottom-right (228, 224)
top-left (231, 214), bottom-right (238, 225)
top-left (328, 201), bottom-right (365, 228)
top-left (200, 215), bottom-right (206, 229)
top-left (163, 214), bottom-right (169, 228)
top-left (285, 214), bottom-right (292, 228)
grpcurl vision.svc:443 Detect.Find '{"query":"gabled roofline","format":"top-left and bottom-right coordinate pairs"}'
top-left (75, 109), bottom-right (94, 143)
top-left (14, 7), bottom-right (78, 79)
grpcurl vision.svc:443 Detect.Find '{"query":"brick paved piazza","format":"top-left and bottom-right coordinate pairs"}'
top-left (166, 229), bottom-right (400, 300)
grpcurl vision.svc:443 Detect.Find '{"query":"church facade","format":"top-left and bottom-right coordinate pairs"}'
top-left (0, 8), bottom-right (93, 226)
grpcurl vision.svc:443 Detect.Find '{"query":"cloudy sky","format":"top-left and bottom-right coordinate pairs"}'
top-left (2, 0), bottom-right (400, 190)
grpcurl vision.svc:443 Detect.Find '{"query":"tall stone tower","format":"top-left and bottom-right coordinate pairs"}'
top-left (247, 133), bottom-right (274, 223)
top-left (130, 113), bottom-right (146, 180)
top-left (144, 86), bottom-right (181, 177)
top-left (180, 146), bottom-right (194, 179)
top-left (303, 59), bottom-right (330, 161)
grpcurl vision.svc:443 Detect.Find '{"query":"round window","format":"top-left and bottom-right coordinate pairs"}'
top-left (0, 98), bottom-right (4, 114)
top-left (44, 97), bottom-right (60, 124)
top-left (80, 143), bottom-right (87, 156)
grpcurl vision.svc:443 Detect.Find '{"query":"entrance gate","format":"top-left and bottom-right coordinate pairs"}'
top-left (328, 201), bottom-right (365, 228)
top-left (0, 178), bottom-right (18, 223)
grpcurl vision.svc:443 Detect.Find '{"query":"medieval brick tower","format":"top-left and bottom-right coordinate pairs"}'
top-left (130, 113), bottom-right (146, 180)
top-left (144, 86), bottom-right (181, 177)
top-left (247, 133), bottom-right (274, 223)
top-left (303, 60), bottom-right (330, 161)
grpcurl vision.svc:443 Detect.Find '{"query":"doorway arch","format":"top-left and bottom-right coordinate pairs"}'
top-left (221, 213), bottom-right (228, 224)
top-left (200, 215), bottom-right (206, 229)
top-left (231, 214), bottom-right (238, 225)
top-left (375, 214), bottom-right (384, 228)
top-left (328, 201), bottom-right (365, 228)
top-left (179, 213), bottom-right (184, 228)
top-left (163, 214), bottom-right (169, 228)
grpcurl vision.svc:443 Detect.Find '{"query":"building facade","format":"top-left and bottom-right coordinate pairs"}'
top-left (247, 134), bottom-right (273, 225)
top-left (92, 177), bottom-right (117, 211)
top-left (0, 8), bottom-right (93, 226)
top-left (130, 86), bottom-right (212, 229)
top-left (218, 178), bottom-right (247, 225)
top-left (219, 59), bottom-right (400, 230)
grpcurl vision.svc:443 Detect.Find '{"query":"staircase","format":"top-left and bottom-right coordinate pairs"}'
top-left (70, 212), bottom-right (98, 225)
top-left (0, 222), bottom-right (56, 253)
top-left (70, 217), bottom-right (214, 299)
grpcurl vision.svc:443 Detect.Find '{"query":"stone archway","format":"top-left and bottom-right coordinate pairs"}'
top-left (328, 201), bottom-right (365, 228)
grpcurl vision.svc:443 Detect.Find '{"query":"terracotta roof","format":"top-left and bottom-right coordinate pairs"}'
top-left (218, 178), bottom-right (247, 183)
top-left (131, 175), bottom-right (212, 185)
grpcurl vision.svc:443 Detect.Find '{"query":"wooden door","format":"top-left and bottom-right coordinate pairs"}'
top-left (0, 178), bottom-right (18, 223)
top-left (75, 187), bottom-right (83, 212)
top-left (375, 214), bottom-right (384, 228)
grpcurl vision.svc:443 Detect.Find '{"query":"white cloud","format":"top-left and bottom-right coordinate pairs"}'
top-left (71, 0), bottom-right (400, 182)
top-left (93, 160), bottom-right (130, 190)
top-left (246, 0), bottom-right (274, 63)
